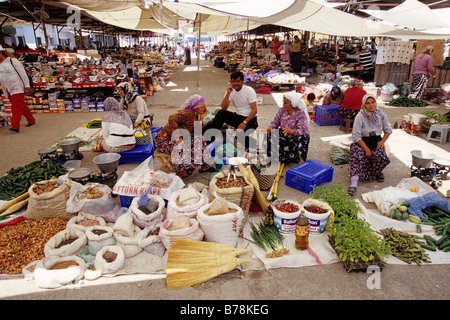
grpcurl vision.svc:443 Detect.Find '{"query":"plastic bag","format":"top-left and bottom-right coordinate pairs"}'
top-left (77, 246), bottom-right (99, 265)
top-left (197, 200), bottom-right (244, 247)
top-left (66, 181), bottom-right (119, 222)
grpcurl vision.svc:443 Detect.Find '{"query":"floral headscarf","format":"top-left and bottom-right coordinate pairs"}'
top-left (181, 94), bottom-right (205, 111)
top-left (116, 82), bottom-right (138, 110)
top-left (102, 97), bottom-right (133, 127)
top-left (360, 94), bottom-right (382, 126)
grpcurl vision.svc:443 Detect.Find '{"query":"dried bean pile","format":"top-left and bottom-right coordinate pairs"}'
top-left (304, 205), bottom-right (328, 214)
top-left (216, 176), bottom-right (248, 188)
top-left (0, 218), bottom-right (67, 274)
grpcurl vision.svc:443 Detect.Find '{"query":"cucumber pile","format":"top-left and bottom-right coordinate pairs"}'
top-left (419, 206), bottom-right (450, 252)
top-left (0, 161), bottom-right (67, 200)
top-left (388, 202), bottom-right (409, 220)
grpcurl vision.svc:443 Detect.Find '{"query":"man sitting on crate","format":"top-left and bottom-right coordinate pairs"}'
top-left (203, 71), bottom-right (258, 152)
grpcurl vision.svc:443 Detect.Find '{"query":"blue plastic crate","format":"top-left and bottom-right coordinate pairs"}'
top-left (314, 104), bottom-right (341, 126)
top-left (118, 144), bottom-right (154, 164)
top-left (285, 160), bottom-right (334, 194)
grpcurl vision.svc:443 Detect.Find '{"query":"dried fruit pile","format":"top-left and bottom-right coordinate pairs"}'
top-left (0, 218), bottom-right (67, 274)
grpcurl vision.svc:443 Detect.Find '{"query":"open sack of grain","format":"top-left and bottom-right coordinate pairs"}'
top-left (33, 255), bottom-right (87, 289)
top-left (197, 197), bottom-right (244, 247)
top-left (209, 171), bottom-right (254, 231)
top-left (25, 178), bottom-right (73, 220)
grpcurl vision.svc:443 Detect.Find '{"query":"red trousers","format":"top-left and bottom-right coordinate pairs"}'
top-left (10, 93), bottom-right (35, 130)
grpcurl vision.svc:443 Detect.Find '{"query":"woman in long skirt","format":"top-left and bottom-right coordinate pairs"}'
top-left (348, 94), bottom-right (392, 196)
top-left (409, 46), bottom-right (436, 100)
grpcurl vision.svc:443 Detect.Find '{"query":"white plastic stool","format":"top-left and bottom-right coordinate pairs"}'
top-left (427, 124), bottom-right (450, 145)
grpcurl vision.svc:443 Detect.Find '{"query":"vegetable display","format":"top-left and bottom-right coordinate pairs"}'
top-left (379, 228), bottom-right (430, 265)
top-left (388, 96), bottom-right (429, 107)
top-left (249, 220), bottom-right (289, 258)
top-left (420, 205), bottom-right (450, 252)
top-left (330, 215), bottom-right (389, 271)
top-left (312, 183), bottom-right (360, 218)
top-left (0, 161), bottom-right (67, 200)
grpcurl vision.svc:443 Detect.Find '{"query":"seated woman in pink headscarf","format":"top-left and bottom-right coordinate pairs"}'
top-left (154, 94), bottom-right (212, 178)
top-left (99, 97), bottom-right (136, 153)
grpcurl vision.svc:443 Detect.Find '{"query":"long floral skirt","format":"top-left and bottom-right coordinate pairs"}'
top-left (339, 107), bottom-right (359, 120)
top-left (154, 135), bottom-right (210, 178)
top-left (265, 132), bottom-right (310, 164)
top-left (349, 143), bottom-right (390, 180)
top-left (409, 73), bottom-right (429, 100)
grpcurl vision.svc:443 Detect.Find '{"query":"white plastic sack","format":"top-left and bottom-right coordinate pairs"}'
top-left (85, 226), bottom-right (116, 250)
top-left (113, 213), bottom-right (143, 258)
top-left (197, 201), bottom-right (244, 247)
top-left (66, 182), bottom-right (119, 223)
top-left (166, 188), bottom-right (208, 220)
top-left (128, 194), bottom-right (165, 229)
top-left (33, 256), bottom-right (86, 289)
top-left (67, 212), bottom-right (106, 232)
top-left (94, 245), bottom-right (126, 275)
top-left (112, 156), bottom-right (185, 200)
top-left (137, 228), bottom-right (166, 257)
top-left (44, 227), bottom-right (87, 258)
top-left (159, 218), bottom-right (204, 249)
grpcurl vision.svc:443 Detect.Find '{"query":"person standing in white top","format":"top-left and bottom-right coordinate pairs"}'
top-left (0, 45), bottom-right (35, 132)
top-left (99, 97), bottom-right (136, 153)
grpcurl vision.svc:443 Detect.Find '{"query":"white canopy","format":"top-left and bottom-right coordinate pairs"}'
top-left (52, 0), bottom-right (449, 39)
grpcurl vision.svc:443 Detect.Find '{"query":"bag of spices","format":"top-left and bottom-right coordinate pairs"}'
top-left (113, 213), bottom-right (143, 258)
top-left (86, 226), bottom-right (116, 250)
top-left (137, 227), bottom-right (166, 257)
top-left (166, 187), bottom-right (208, 220)
top-left (197, 199), bottom-right (244, 247)
top-left (33, 255), bottom-right (86, 289)
top-left (67, 212), bottom-right (106, 232)
top-left (44, 227), bottom-right (87, 258)
top-left (159, 216), bottom-right (204, 249)
top-left (25, 178), bottom-right (73, 220)
top-left (128, 194), bottom-right (165, 229)
top-left (94, 245), bottom-right (125, 275)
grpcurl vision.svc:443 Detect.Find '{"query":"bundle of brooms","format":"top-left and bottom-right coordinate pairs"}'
top-left (166, 238), bottom-right (252, 289)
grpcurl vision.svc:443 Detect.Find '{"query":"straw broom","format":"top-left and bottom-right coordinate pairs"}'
top-left (166, 238), bottom-right (252, 289)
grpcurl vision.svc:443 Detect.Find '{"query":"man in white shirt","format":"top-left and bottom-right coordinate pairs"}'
top-left (203, 71), bottom-right (258, 151)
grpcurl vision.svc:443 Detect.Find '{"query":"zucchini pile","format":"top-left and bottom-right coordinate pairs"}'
top-left (0, 161), bottom-right (67, 200)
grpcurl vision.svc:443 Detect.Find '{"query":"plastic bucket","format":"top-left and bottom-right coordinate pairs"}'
top-left (301, 200), bottom-right (332, 234)
top-left (272, 199), bottom-right (302, 233)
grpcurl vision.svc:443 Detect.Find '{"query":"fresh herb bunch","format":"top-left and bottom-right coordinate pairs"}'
top-left (312, 183), bottom-right (360, 218)
top-left (388, 96), bottom-right (429, 107)
top-left (330, 215), bottom-right (390, 271)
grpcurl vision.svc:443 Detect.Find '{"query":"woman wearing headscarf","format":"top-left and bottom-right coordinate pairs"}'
top-left (266, 91), bottom-right (310, 164)
top-left (98, 97), bottom-right (135, 153)
top-left (154, 94), bottom-right (211, 178)
top-left (0, 45), bottom-right (35, 132)
top-left (338, 79), bottom-right (367, 121)
top-left (280, 39), bottom-right (292, 63)
top-left (116, 82), bottom-right (150, 128)
top-left (322, 85), bottom-right (344, 106)
top-left (409, 46), bottom-right (436, 100)
top-left (347, 94), bottom-right (392, 196)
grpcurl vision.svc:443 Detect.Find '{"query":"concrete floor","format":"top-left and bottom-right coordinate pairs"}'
top-left (1, 56), bottom-right (449, 300)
